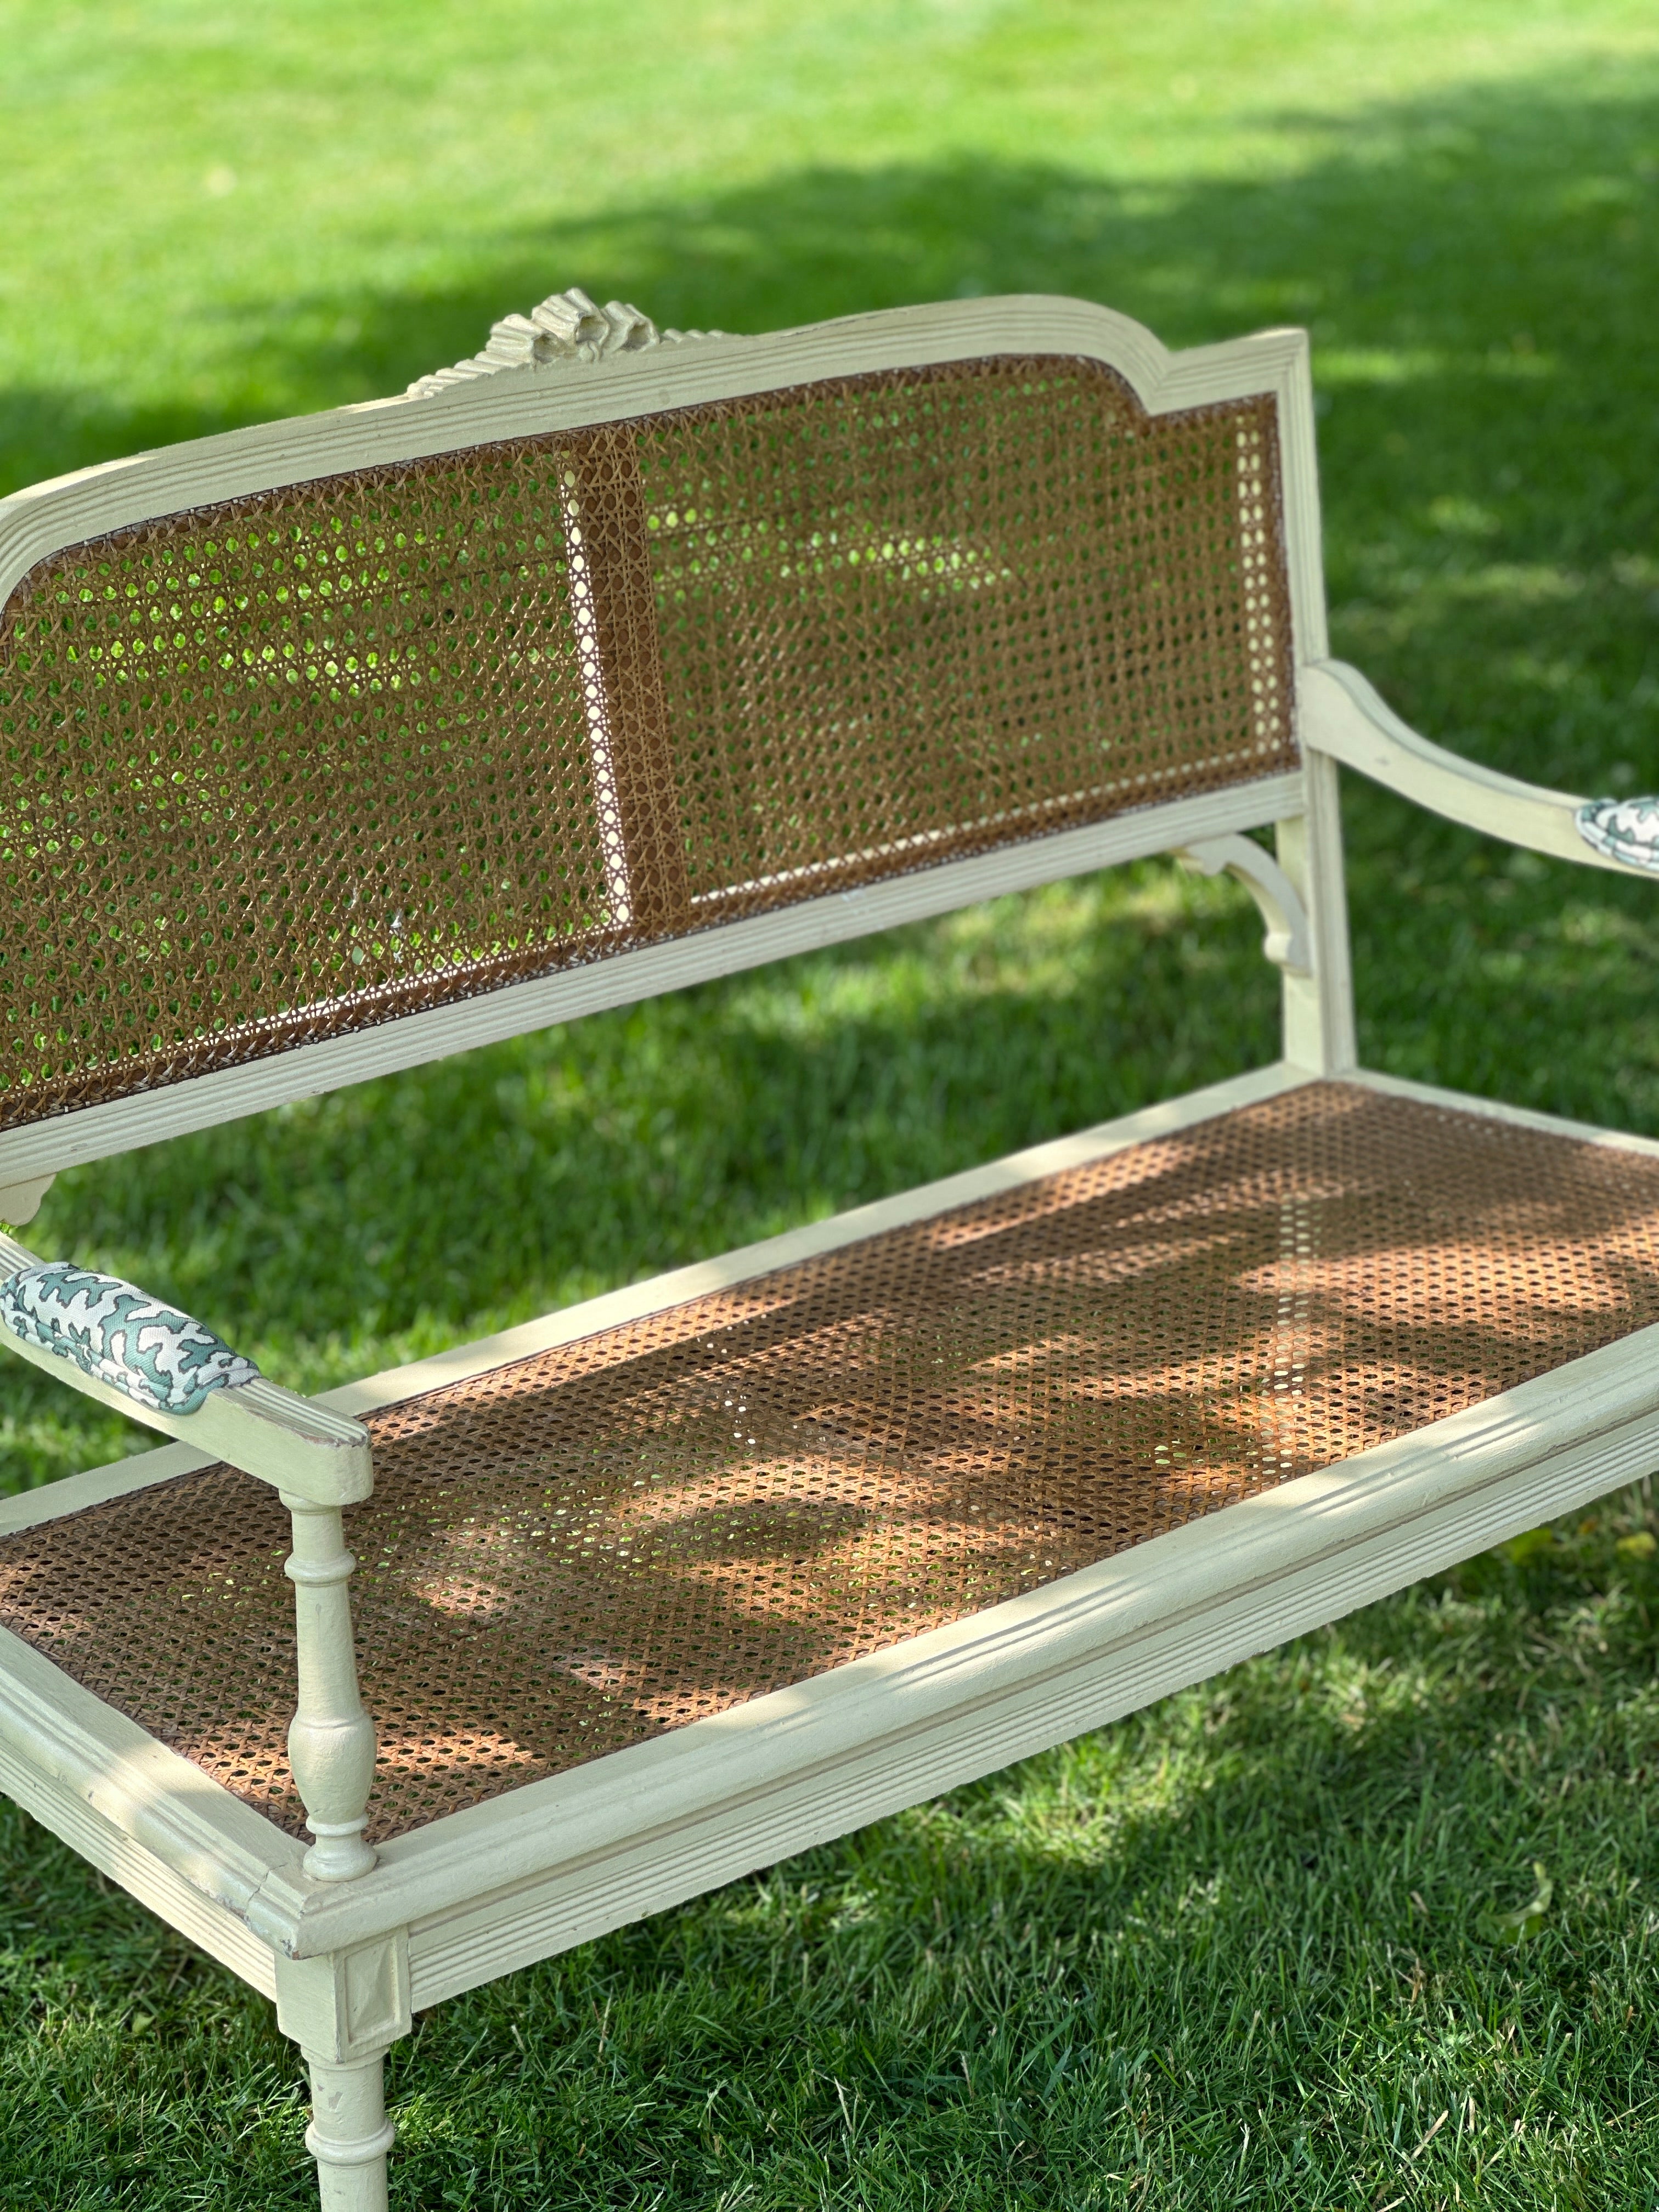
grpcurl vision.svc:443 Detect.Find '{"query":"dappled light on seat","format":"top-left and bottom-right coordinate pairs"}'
top-left (7, 1079), bottom-right (1659, 1842)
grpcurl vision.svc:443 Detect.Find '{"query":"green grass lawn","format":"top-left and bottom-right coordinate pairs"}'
top-left (4, 0), bottom-right (1659, 2202)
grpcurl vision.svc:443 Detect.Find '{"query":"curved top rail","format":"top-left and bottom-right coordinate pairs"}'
top-left (0, 294), bottom-right (1313, 617)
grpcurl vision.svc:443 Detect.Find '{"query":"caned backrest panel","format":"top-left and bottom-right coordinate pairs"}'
top-left (0, 353), bottom-right (1295, 1136)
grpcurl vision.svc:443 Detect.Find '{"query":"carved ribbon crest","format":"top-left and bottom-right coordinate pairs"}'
top-left (407, 286), bottom-right (726, 398)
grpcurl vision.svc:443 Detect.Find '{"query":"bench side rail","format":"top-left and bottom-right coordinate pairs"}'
top-left (0, 298), bottom-right (1350, 1189)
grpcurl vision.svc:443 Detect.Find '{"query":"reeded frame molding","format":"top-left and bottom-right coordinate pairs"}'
top-left (0, 771), bottom-right (1303, 1188)
top-left (0, 299), bottom-right (1323, 636)
top-left (7, 1274), bottom-right (1656, 1988)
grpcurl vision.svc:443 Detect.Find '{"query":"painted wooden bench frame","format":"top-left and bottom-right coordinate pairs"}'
top-left (1, 290), bottom-right (1655, 2208)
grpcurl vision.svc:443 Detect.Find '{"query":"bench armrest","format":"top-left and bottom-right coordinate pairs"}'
top-left (0, 1232), bottom-right (371, 1505)
top-left (1300, 659), bottom-right (1658, 876)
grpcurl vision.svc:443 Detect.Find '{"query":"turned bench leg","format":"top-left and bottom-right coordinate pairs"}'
top-left (274, 1479), bottom-right (400, 2205)
top-left (281, 1491), bottom-right (379, 1883)
top-left (305, 2047), bottom-right (397, 2212)
top-left (278, 1937), bottom-right (410, 2212)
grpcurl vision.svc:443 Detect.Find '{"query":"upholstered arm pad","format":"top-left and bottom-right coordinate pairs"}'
top-left (0, 1234), bottom-right (373, 1505)
top-left (1300, 659), bottom-right (1659, 876)
top-left (0, 1260), bottom-right (260, 1415)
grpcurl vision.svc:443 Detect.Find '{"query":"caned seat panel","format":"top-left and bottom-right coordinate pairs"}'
top-left (3, 1081), bottom-right (1657, 1844)
top-left (0, 357), bottom-right (1294, 1134)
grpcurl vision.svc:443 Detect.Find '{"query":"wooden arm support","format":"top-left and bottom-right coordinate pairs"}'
top-left (1299, 658), bottom-right (1656, 877)
top-left (0, 1232), bottom-right (380, 1878)
top-left (1175, 833), bottom-right (1313, 976)
top-left (0, 1231), bottom-right (371, 1507)
top-left (283, 1493), bottom-right (380, 1882)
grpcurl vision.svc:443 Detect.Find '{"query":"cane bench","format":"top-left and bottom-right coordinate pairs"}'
top-left (2, 286), bottom-right (1658, 2207)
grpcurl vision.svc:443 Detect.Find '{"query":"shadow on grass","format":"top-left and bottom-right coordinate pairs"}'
top-left (8, 72), bottom-right (1658, 564)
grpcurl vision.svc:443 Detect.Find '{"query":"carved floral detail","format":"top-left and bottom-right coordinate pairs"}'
top-left (407, 285), bottom-right (727, 398)
top-left (1575, 797), bottom-right (1659, 873)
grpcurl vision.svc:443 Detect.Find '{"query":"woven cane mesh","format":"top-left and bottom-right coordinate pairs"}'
top-left (4, 1081), bottom-right (1659, 1844)
top-left (635, 365), bottom-right (1293, 915)
top-left (0, 357), bottom-right (1293, 1132)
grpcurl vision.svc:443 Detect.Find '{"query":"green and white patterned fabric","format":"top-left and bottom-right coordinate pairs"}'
top-left (1576, 797), bottom-right (1659, 872)
top-left (0, 1261), bottom-right (259, 1415)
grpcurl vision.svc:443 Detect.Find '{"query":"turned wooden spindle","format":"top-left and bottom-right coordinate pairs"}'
top-left (282, 1493), bottom-right (377, 1882)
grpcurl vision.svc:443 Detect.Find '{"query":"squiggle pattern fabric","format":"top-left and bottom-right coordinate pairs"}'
top-left (0, 1262), bottom-right (259, 1415)
top-left (1576, 797), bottom-right (1659, 873)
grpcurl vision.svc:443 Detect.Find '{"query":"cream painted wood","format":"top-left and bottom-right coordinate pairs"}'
top-left (276, 1931), bottom-right (409, 2206)
top-left (0, 290), bottom-right (1318, 1186)
top-left (4, 1071), bottom-right (1659, 2200)
top-left (275, 1935), bottom-right (412, 2063)
top-left (0, 1436), bottom-right (216, 1539)
top-left (303, 2052), bottom-right (397, 2212)
top-left (1254, 332), bottom-right (1359, 1077)
top-left (0, 1722), bottom-right (279, 1997)
top-left (282, 1496), bottom-right (379, 1882)
top-left (0, 300), bottom-right (1312, 610)
top-left (0, 768), bottom-right (1305, 1192)
top-left (1249, 293), bottom-right (1360, 1076)
top-left (1300, 658), bottom-right (1639, 872)
top-left (276, 1318), bottom-right (1659, 1976)
top-left (2, 1353), bottom-right (369, 1508)
top-left (0, 1062), bottom-right (1311, 1547)
top-left (400, 1384), bottom-right (1659, 2007)
top-left (407, 281), bottom-right (728, 398)
top-left (1273, 753), bottom-right (1357, 1073)
top-left (0, 1176), bottom-right (53, 1227)
top-left (0, 1252), bottom-right (379, 1883)
top-left (1175, 833), bottom-right (1312, 975)
top-left (1344, 1065), bottom-right (1659, 1151)
top-left (0, 1621), bottom-right (292, 1988)
top-left (6, 1290), bottom-right (1658, 1990)
top-left (11, 1053), bottom-right (1658, 1961)
top-left (17, 1054), bottom-right (1659, 1558)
